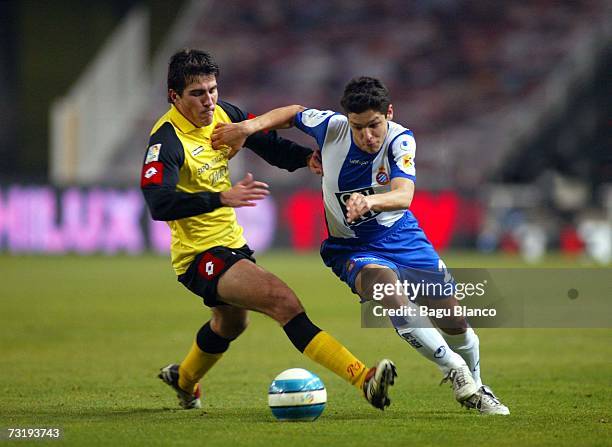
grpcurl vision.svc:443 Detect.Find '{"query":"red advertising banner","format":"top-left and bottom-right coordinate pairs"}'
top-left (0, 185), bottom-right (471, 254)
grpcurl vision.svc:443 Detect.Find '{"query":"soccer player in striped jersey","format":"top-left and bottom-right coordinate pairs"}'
top-left (212, 76), bottom-right (509, 415)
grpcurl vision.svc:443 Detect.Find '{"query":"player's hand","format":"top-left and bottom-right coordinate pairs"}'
top-left (346, 192), bottom-right (372, 223)
top-left (220, 172), bottom-right (269, 208)
top-left (307, 150), bottom-right (323, 176)
top-left (211, 122), bottom-right (249, 159)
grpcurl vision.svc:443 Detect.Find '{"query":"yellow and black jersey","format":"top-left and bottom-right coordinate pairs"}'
top-left (140, 100), bottom-right (312, 275)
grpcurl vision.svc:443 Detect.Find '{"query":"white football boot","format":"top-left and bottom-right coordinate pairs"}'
top-left (463, 385), bottom-right (510, 415)
top-left (440, 364), bottom-right (479, 403)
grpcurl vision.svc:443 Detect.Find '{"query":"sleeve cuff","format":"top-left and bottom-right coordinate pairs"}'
top-left (391, 173), bottom-right (416, 181)
top-left (196, 191), bottom-right (223, 211)
top-left (209, 192), bottom-right (223, 209)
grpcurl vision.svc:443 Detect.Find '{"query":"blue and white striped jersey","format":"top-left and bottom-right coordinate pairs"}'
top-left (295, 108), bottom-right (421, 242)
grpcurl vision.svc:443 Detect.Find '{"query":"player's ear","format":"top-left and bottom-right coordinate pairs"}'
top-left (168, 89), bottom-right (179, 103)
top-left (386, 104), bottom-right (394, 121)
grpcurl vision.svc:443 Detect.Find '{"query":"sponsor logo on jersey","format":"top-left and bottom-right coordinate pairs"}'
top-left (140, 161), bottom-right (163, 186)
top-left (209, 166), bottom-right (228, 186)
top-left (145, 144), bottom-right (161, 163)
top-left (197, 163), bottom-right (211, 175)
top-left (335, 186), bottom-right (380, 227)
top-left (349, 159), bottom-right (371, 166)
top-left (191, 145), bottom-right (205, 156)
top-left (376, 167), bottom-right (390, 185)
top-left (211, 154), bottom-right (225, 164)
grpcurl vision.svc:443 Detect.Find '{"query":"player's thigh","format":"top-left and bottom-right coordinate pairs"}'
top-left (355, 263), bottom-right (408, 310)
top-left (323, 247), bottom-right (401, 295)
top-left (355, 264), bottom-right (398, 297)
top-left (210, 305), bottom-right (249, 339)
top-left (217, 260), bottom-right (303, 322)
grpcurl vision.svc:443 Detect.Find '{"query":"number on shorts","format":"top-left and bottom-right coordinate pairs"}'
top-left (438, 259), bottom-right (452, 283)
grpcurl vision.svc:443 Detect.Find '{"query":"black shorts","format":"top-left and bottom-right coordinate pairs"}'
top-left (178, 245), bottom-right (256, 307)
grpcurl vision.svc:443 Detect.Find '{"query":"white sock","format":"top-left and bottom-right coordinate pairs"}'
top-left (391, 301), bottom-right (465, 376)
top-left (440, 327), bottom-right (482, 388)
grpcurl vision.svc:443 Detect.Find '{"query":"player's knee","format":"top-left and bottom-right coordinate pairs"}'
top-left (436, 316), bottom-right (468, 335)
top-left (266, 285), bottom-right (304, 324)
top-left (212, 313), bottom-right (249, 339)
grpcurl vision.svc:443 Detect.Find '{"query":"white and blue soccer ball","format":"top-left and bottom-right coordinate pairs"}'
top-left (268, 368), bottom-right (327, 421)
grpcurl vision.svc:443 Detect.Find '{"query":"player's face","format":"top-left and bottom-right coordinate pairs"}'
top-left (347, 105), bottom-right (393, 153)
top-left (171, 75), bottom-right (218, 127)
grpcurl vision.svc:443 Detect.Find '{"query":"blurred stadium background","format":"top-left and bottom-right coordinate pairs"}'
top-left (0, 0), bottom-right (610, 262)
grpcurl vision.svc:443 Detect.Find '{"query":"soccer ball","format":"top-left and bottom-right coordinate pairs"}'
top-left (268, 368), bottom-right (327, 421)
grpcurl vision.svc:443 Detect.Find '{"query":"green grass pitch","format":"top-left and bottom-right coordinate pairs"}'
top-left (1, 252), bottom-right (610, 446)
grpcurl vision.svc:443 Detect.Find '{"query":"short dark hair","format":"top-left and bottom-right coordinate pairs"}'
top-left (340, 76), bottom-right (391, 115)
top-left (167, 49), bottom-right (220, 103)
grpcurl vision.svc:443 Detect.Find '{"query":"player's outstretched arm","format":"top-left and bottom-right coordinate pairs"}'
top-left (219, 172), bottom-right (270, 208)
top-left (211, 105), bottom-right (305, 155)
top-left (215, 100), bottom-right (313, 172)
top-left (346, 178), bottom-right (414, 223)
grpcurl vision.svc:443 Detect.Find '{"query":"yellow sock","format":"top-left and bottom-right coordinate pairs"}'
top-left (303, 331), bottom-right (369, 390)
top-left (178, 341), bottom-right (223, 393)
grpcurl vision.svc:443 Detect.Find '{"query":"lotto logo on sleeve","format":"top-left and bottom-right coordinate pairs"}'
top-left (140, 162), bottom-right (163, 186)
top-left (198, 253), bottom-right (226, 279)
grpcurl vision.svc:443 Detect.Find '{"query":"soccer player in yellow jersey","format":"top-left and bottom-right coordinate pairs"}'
top-left (140, 49), bottom-right (396, 411)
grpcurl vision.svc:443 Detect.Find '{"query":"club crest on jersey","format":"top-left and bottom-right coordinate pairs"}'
top-left (145, 144), bottom-right (161, 163)
top-left (376, 167), bottom-right (390, 185)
